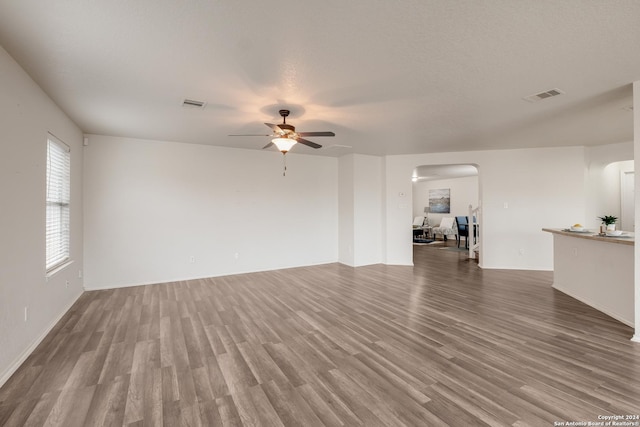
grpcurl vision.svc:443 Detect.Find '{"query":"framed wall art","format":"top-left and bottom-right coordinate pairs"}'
top-left (429, 188), bottom-right (450, 213)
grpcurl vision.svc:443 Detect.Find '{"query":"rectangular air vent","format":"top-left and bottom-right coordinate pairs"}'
top-left (523, 88), bottom-right (564, 103)
top-left (182, 98), bottom-right (207, 109)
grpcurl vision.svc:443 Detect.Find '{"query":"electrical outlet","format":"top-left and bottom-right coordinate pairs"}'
top-left (24, 307), bottom-right (28, 322)
top-left (504, 202), bottom-right (509, 209)
top-left (78, 269), bottom-right (82, 278)
top-left (234, 252), bottom-right (239, 260)
top-left (518, 248), bottom-right (524, 256)
top-left (189, 256), bottom-right (195, 263)
top-left (66, 280), bottom-right (70, 288)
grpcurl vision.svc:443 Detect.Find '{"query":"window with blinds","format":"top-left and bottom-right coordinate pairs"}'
top-left (46, 134), bottom-right (71, 272)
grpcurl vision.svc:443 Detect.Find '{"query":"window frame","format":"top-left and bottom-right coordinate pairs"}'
top-left (45, 133), bottom-right (71, 273)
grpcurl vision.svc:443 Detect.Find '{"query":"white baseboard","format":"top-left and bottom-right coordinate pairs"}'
top-left (0, 294), bottom-right (82, 388)
top-left (631, 334), bottom-right (640, 344)
top-left (83, 261), bottom-right (339, 291)
top-left (480, 264), bottom-right (553, 272)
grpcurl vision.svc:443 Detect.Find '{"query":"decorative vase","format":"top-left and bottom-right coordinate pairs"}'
top-left (606, 223), bottom-right (615, 231)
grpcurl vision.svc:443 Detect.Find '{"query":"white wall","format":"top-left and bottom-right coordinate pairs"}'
top-left (0, 46), bottom-right (84, 385)
top-left (585, 141), bottom-right (633, 230)
top-left (338, 156), bottom-right (355, 265)
top-left (412, 175), bottom-right (479, 226)
top-left (385, 146), bottom-right (586, 270)
top-left (338, 154), bottom-right (383, 266)
top-left (83, 135), bottom-right (338, 289)
top-left (353, 155), bottom-right (383, 266)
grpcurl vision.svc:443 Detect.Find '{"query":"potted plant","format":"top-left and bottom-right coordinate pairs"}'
top-left (597, 215), bottom-right (618, 231)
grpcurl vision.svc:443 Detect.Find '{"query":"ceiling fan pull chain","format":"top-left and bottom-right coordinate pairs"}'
top-left (283, 154), bottom-right (287, 176)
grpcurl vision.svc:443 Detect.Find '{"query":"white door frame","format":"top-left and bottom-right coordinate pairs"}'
top-left (621, 170), bottom-right (635, 231)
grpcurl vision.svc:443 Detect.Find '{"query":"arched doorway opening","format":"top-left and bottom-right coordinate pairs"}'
top-left (410, 163), bottom-right (481, 261)
top-left (594, 160), bottom-right (634, 231)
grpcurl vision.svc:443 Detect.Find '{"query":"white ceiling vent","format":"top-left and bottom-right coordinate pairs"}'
top-left (182, 98), bottom-right (207, 109)
top-left (523, 88), bottom-right (564, 103)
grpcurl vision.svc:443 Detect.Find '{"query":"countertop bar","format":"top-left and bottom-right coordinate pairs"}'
top-left (543, 227), bottom-right (634, 327)
top-left (542, 228), bottom-right (634, 246)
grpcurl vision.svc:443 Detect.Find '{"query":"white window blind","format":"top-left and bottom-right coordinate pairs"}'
top-left (46, 135), bottom-right (71, 272)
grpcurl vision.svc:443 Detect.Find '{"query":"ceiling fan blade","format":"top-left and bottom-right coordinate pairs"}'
top-left (296, 138), bottom-right (322, 149)
top-left (228, 134), bottom-right (272, 136)
top-left (262, 142), bottom-right (274, 149)
top-left (264, 123), bottom-right (283, 132)
top-left (297, 131), bottom-right (335, 137)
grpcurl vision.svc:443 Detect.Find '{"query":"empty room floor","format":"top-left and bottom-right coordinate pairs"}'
top-left (1, 244), bottom-right (639, 426)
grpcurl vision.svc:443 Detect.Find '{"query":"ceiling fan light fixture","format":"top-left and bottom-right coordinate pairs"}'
top-left (272, 137), bottom-right (297, 153)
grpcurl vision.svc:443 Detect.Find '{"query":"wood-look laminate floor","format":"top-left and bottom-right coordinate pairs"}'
top-left (1, 243), bottom-right (639, 426)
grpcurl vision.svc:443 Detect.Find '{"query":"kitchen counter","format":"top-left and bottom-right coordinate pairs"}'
top-left (543, 228), bottom-right (634, 327)
top-left (542, 228), bottom-right (634, 245)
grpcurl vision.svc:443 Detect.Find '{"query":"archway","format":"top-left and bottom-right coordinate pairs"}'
top-left (410, 163), bottom-right (480, 261)
top-left (586, 157), bottom-right (634, 231)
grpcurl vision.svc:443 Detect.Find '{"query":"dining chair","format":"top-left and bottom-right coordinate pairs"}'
top-left (455, 216), bottom-right (469, 248)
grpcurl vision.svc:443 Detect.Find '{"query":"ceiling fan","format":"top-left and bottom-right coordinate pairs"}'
top-left (229, 109), bottom-right (335, 154)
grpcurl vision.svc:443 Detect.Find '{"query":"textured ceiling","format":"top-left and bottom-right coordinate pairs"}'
top-left (0, 0), bottom-right (638, 156)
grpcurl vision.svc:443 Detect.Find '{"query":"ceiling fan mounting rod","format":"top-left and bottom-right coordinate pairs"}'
top-left (279, 109), bottom-right (289, 124)
top-left (276, 109), bottom-right (295, 136)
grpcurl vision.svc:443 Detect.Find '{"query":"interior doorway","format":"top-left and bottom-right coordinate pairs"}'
top-left (411, 164), bottom-right (480, 257)
top-left (598, 160), bottom-right (634, 232)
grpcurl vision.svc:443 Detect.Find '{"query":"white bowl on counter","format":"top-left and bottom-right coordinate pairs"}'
top-left (605, 230), bottom-right (623, 236)
top-left (570, 226), bottom-right (585, 231)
